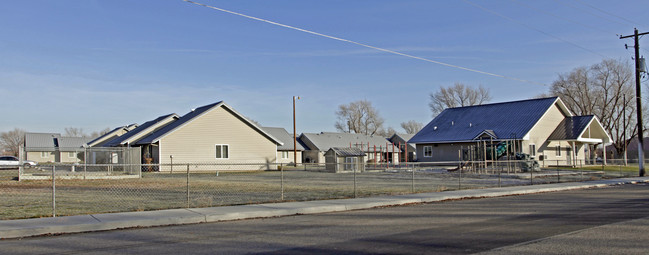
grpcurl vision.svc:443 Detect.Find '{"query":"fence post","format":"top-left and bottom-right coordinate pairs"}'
top-left (530, 164), bottom-right (533, 185)
top-left (353, 164), bottom-right (357, 198)
top-left (411, 167), bottom-right (415, 193)
top-left (281, 163), bottom-right (284, 201)
top-left (498, 167), bottom-right (501, 188)
top-left (458, 167), bottom-right (462, 190)
top-left (52, 165), bottom-right (56, 217)
top-left (186, 164), bottom-right (190, 208)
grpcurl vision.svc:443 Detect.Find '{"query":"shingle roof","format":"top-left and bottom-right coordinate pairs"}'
top-left (329, 147), bottom-right (366, 157)
top-left (135, 101), bottom-right (282, 146)
top-left (301, 132), bottom-right (399, 152)
top-left (547, 115), bottom-right (595, 141)
top-left (261, 127), bottom-right (305, 151)
top-left (409, 97), bottom-right (562, 143)
top-left (103, 113), bottom-right (178, 147)
top-left (25, 133), bottom-right (60, 151)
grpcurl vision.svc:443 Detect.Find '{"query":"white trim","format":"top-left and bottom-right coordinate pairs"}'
top-left (120, 114), bottom-right (180, 145)
top-left (522, 97), bottom-right (572, 141)
top-left (215, 144), bottom-right (229, 159)
top-left (150, 102), bottom-right (283, 146)
top-left (529, 144), bottom-right (536, 156)
top-left (423, 146), bottom-right (433, 158)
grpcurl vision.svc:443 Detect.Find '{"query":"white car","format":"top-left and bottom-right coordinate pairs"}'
top-left (0, 156), bottom-right (37, 168)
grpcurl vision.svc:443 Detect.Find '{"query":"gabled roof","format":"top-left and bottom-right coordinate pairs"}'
top-left (102, 114), bottom-right (179, 147)
top-left (25, 133), bottom-right (61, 151)
top-left (328, 147), bottom-right (366, 157)
top-left (547, 115), bottom-right (611, 143)
top-left (135, 101), bottom-right (282, 146)
top-left (409, 97), bottom-right (568, 144)
top-left (261, 127), bottom-right (305, 151)
top-left (389, 133), bottom-right (415, 143)
top-left (58, 137), bottom-right (92, 150)
top-left (86, 124), bottom-right (137, 147)
top-left (300, 132), bottom-right (400, 152)
top-left (547, 116), bottom-right (594, 141)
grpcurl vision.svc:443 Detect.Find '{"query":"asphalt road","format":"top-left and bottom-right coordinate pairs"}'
top-left (1, 183), bottom-right (648, 254)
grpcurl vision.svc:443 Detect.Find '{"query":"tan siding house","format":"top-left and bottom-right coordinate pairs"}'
top-left (134, 101), bottom-right (282, 171)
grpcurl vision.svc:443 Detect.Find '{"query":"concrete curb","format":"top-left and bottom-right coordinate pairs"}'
top-left (2, 177), bottom-right (648, 239)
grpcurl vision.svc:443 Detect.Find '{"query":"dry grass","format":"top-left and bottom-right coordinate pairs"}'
top-left (0, 168), bottom-right (630, 220)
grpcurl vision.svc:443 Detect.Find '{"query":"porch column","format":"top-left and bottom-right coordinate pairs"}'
top-left (602, 143), bottom-right (607, 166)
top-left (572, 141), bottom-right (576, 168)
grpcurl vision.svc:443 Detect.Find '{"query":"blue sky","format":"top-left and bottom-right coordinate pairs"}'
top-left (1, 0), bottom-right (648, 135)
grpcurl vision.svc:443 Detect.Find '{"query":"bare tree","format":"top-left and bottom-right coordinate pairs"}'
top-left (0, 128), bottom-right (26, 156)
top-left (429, 83), bottom-right (491, 116)
top-left (335, 100), bottom-right (385, 136)
top-left (400, 120), bottom-right (423, 134)
top-left (550, 58), bottom-right (634, 157)
top-left (64, 127), bottom-right (87, 137)
top-left (89, 128), bottom-right (112, 139)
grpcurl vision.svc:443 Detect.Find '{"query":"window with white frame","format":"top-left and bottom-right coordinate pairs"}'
top-left (556, 145), bottom-right (561, 157)
top-left (40, 152), bottom-right (48, 158)
top-left (215, 144), bottom-right (229, 159)
top-left (423, 146), bottom-right (433, 158)
top-left (529, 144), bottom-right (536, 156)
top-left (281, 151), bottom-right (289, 159)
top-left (68, 152), bottom-right (76, 158)
top-left (344, 157), bottom-right (357, 171)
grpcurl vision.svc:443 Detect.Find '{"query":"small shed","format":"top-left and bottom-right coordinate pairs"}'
top-left (324, 147), bottom-right (366, 173)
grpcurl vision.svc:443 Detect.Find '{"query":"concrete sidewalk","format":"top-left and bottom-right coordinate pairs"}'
top-left (2, 177), bottom-right (648, 239)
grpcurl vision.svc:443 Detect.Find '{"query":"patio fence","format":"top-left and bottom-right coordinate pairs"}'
top-left (0, 159), bottom-right (644, 220)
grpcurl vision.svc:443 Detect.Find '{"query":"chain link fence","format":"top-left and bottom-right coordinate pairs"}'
top-left (1, 159), bottom-right (643, 220)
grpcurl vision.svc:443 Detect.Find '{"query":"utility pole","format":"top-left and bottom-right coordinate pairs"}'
top-left (293, 96), bottom-right (300, 167)
top-left (620, 28), bottom-right (649, 177)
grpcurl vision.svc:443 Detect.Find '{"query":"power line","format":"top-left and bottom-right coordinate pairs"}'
top-left (552, 0), bottom-right (629, 28)
top-left (510, 0), bottom-right (615, 35)
top-left (182, 0), bottom-right (546, 86)
top-left (572, 0), bottom-right (648, 29)
top-left (463, 0), bottom-right (607, 58)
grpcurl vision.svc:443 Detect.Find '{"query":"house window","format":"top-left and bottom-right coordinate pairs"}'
top-left (281, 151), bottom-right (289, 159)
top-left (423, 146), bottom-right (433, 158)
top-left (529, 144), bottom-right (536, 157)
top-left (215, 144), bottom-right (229, 159)
top-left (344, 157), bottom-right (357, 171)
top-left (41, 152), bottom-right (49, 158)
top-left (556, 146), bottom-right (562, 157)
top-left (68, 152), bottom-right (76, 158)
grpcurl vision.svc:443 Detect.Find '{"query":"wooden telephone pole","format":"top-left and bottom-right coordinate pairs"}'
top-left (620, 28), bottom-right (649, 177)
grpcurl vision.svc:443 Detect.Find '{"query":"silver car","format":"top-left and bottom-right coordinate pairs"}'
top-left (0, 156), bottom-right (37, 168)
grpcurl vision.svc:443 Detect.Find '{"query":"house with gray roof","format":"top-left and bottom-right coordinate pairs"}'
top-left (299, 132), bottom-right (400, 164)
top-left (261, 127), bottom-right (304, 165)
top-left (409, 97), bottom-right (611, 166)
top-left (389, 133), bottom-right (417, 162)
top-left (24, 133), bottom-right (91, 163)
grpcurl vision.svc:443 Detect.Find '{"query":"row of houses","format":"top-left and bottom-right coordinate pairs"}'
top-left (24, 96), bottom-right (612, 170)
top-left (24, 101), bottom-right (415, 170)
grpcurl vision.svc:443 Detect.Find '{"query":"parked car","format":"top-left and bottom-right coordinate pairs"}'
top-left (0, 156), bottom-right (37, 169)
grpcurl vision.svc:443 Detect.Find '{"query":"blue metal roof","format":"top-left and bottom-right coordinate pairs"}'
top-left (409, 97), bottom-right (560, 143)
top-left (135, 102), bottom-right (222, 145)
top-left (103, 113), bottom-right (178, 147)
top-left (547, 115), bottom-right (594, 140)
